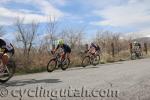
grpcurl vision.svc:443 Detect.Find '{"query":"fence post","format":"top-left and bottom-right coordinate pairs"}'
top-left (111, 43), bottom-right (115, 57)
top-left (129, 43), bottom-right (132, 55)
top-left (144, 43), bottom-right (148, 54)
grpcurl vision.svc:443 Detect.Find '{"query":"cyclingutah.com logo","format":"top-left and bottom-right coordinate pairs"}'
top-left (0, 87), bottom-right (9, 98)
top-left (0, 86), bottom-right (119, 100)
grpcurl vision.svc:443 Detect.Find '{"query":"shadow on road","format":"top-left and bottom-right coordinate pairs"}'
top-left (67, 62), bottom-right (124, 71)
top-left (67, 66), bottom-right (99, 71)
top-left (1, 78), bottom-right (62, 87)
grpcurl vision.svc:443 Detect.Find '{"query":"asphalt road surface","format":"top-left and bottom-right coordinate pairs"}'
top-left (1, 58), bottom-right (150, 100)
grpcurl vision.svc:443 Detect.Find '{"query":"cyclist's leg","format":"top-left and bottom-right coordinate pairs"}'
top-left (60, 51), bottom-right (66, 62)
top-left (0, 53), bottom-right (10, 73)
top-left (62, 53), bottom-right (66, 61)
top-left (92, 47), bottom-right (97, 55)
top-left (89, 47), bottom-right (95, 54)
top-left (95, 50), bottom-right (98, 56)
top-left (62, 48), bottom-right (71, 61)
top-left (93, 48), bottom-right (96, 54)
top-left (66, 52), bottom-right (71, 59)
top-left (2, 53), bottom-right (10, 65)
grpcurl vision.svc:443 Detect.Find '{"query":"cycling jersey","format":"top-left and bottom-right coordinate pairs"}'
top-left (95, 45), bottom-right (100, 51)
top-left (0, 38), bottom-right (14, 54)
top-left (90, 44), bottom-right (100, 51)
top-left (133, 43), bottom-right (141, 50)
top-left (56, 44), bottom-right (71, 53)
top-left (134, 43), bottom-right (141, 48)
top-left (90, 44), bottom-right (97, 49)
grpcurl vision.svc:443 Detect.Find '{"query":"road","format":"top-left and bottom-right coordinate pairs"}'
top-left (1, 58), bottom-right (150, 100)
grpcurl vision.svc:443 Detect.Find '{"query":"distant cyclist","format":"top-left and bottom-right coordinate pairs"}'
top-left (0, 38), bottom-right (14, 72)
top-left (133, 41), bottom-right (142, 51)
top-left (53, 39), bottom-right (71, 62)
top-left (95, 44), bottom-right (101, 55)
top-left (132, 41), bottom-right (142, 57)
top-left (88, 43), bottom-right (101, 55)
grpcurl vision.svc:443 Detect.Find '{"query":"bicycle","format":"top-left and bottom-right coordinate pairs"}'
top-left (131, 47), bottom-right (143, 60)
top-left (47, 51), bottom-right (70, 72)
top-left (0, 53), bottom-right (16, 83)
top-left (81, 51), bottom-right (100, 67)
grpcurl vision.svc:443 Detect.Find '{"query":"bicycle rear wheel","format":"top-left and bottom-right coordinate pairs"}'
top-left (47, 59), bottom-right (57, 72)
top-left (131, 52), bottom-right (136, 60)
top-left (82, 56), bottom-right (90, 67)
top-left (0, 60), bottom-right (16, 83)
top-left (92, 55), bottom-right (100, 66)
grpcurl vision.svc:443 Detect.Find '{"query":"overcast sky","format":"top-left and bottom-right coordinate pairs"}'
top-left (0, 0), bottom-right (150, 40)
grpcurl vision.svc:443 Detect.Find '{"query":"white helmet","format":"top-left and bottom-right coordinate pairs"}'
top-left (133, 41), bottom-right (137, 44)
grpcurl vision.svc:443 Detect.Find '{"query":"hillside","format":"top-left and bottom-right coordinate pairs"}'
top-left (133, 37), bottom-right (150, 43)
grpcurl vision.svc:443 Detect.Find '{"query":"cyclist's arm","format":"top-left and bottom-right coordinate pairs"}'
top-left (53, 45), bottom-right (60, 52)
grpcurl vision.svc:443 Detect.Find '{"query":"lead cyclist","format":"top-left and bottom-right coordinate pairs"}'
top-left (0, 37), bottom-right (15, 72)
top-left (53, 39), bottom-right (71, 63)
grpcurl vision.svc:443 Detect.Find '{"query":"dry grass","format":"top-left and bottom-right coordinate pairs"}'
top-left (13, 49), bottom-right (150, 74)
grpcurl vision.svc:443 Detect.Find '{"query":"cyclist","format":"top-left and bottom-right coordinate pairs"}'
top-left (53, 39), bottom-right (71, 62)
top-left (132, 41), bottom-right (142, 56)
top-left (88, 43), bottom-right (100, 55)
top-left (0, 38), bottom-right (14, 72)
top-left (133, 41), bottom-right (142, 51)
top-left (95, 44), bottom-right (101, 55)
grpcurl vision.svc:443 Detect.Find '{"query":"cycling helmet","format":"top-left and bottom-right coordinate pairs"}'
top-left (133, 41), bottom-right (138, 44)
top-left (91, 42), bottom-right (95, 46)
top-left (57, 39), bottom-right (64, 45)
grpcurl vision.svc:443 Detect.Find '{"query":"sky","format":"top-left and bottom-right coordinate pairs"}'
top-left (0, 0), bottom-right (150, 41)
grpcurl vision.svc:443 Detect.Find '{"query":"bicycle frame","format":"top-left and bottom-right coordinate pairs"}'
top-left (51, 52), bottom-right (64, 66)
top-left (47, 51), bottom-right (70, 72)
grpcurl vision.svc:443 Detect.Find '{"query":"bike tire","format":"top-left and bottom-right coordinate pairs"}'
top-left (0, 60), bottom-right (16, 83)
top-left (131, 52), bottom-right (136, 60)
top-left (137, 52), bottom-right (143, 59)
top-left (92, 55), bottom-right (100, 66)
top-left (47, 59), bottom-right (57, 72)
top-left (61, 58), bottom-right (70, 70)
top-left (81, 56), bottom-right (90, 67)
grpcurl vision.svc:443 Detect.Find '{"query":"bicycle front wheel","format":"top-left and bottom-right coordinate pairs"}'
top-left (0, 60), bottom-right (16, 83)
top-left (47, 59), bottom-right (57, 72)
top-left (81, 56), bottom-right (90, 67)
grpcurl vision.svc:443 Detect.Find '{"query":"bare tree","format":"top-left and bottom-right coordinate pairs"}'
top-left (61, 26), bottom-right (85, 49)
top-left (46, 16), bottom-right (58, 49)
top-left (95, 30), bottom-right (123, 54)
top-left (95, 30), bottom-right (112, 52)
top-left (15, 18), bottom-right (39, 58)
